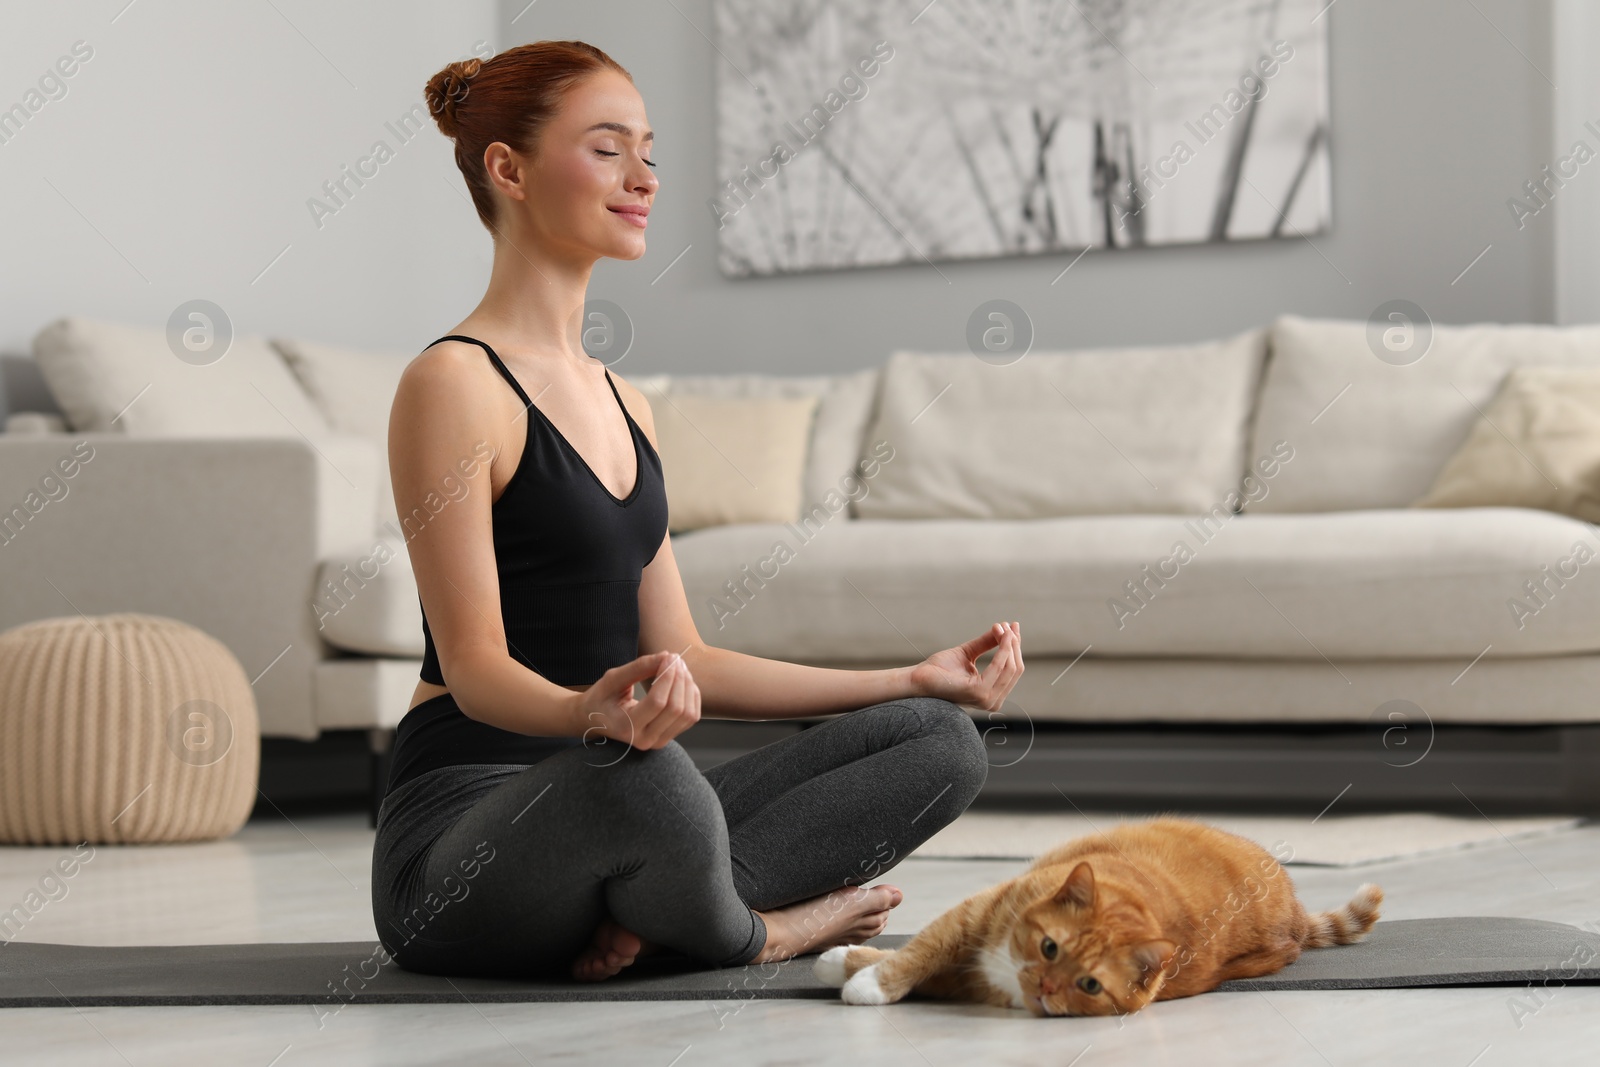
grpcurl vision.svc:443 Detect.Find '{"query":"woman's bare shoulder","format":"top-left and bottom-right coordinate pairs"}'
top-left (401, 337), bottom-right (490, 385)
top-left (391, 339), bottom-right (507, 420)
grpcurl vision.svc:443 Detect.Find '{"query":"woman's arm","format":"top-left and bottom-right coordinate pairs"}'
top-left (393, 351), bottom-right (725, 749)
top-left (691, 647), bottom-right (917, 719)
top-left (389, 343), bottom-right (590, 736)
top-left (620, 377), bottom-right (1024, 721)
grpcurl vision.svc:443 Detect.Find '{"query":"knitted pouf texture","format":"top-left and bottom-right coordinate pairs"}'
top-left (0, 613), bottom-right (259, 844)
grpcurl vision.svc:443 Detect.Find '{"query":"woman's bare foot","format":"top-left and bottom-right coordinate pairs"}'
top-left (751, 883), bottom-right (904, 965)
top-left (570, 916), bottom-right (659, 981)
top-left (570, 884), bottom-right (904, 978)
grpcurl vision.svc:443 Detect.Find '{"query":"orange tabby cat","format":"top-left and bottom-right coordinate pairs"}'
top-left (815, 816), bottom-right (1381, 1016)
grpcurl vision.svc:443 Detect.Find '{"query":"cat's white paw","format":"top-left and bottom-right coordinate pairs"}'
top-left (813, 945), bottom-right (851, 987)
top-left (841, 963), bottom-right (891, 1006)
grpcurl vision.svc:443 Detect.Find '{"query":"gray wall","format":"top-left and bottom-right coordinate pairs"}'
top-left (507, 0), bottom-right (1558, 376)
top-left (0, 0), bottom-right (1565, 420)
top-left (1553, 0), bottom-right (1600, 325)
top-left (0, 0), bottom-right (500, 418)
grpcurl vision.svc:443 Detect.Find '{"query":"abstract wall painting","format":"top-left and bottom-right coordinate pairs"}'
top-left (711, 0), bottom-right (1332, 276)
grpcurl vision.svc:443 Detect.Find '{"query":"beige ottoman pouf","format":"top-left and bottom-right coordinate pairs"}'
top-left (0, 613), bottom-right (260, 844)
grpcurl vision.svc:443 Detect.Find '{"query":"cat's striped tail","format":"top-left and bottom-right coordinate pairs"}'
top-left (1304, 883), bottom-right (1383, 947)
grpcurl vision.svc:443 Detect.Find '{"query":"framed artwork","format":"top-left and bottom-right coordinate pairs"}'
top-left (711, 0), bottom-right (1332, 276)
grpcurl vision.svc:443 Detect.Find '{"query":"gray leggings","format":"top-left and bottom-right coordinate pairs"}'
top-left (370, 696), bottom-right (989, 978)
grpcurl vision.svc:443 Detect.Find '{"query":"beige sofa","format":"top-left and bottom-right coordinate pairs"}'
top-left (4, 315), bottom-right (1599, 774)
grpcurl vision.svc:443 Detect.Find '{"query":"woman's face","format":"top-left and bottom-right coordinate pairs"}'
top-left (503, 68), bottom-right (658, 263)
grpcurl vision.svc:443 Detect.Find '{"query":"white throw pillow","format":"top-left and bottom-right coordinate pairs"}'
top-left (1246, 315), bottom-right (1600, 513)
top-left (272, 337), bottom-right (408, 450)
top-left (272, 336), bottom-right (412, 531)
top-left (852, 327), bottom-right (1268, 519)
top-left (32, 317), bottom-right (333, 440)
top-left (642, 392), bottom-right (819, 532)
top-left (1413, 365), bottom-right (1600, 522)
top-left (621, 368), bottom-right (880, 515)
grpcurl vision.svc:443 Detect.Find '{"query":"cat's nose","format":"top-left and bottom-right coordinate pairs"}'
top-left (1038, 975), bottom-right (1058, 996)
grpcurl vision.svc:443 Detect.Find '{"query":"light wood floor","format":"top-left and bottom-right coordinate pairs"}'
top-left (1, 810), bottom-right (1596, 1066)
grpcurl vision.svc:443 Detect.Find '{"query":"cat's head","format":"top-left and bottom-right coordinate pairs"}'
top-left (1009, 861), bottom-right (1177, 1017)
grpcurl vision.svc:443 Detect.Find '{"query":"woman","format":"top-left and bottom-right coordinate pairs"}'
top-left (371, 39), bottom-right (1026, 982)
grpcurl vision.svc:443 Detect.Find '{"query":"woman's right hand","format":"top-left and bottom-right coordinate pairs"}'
top-left (574, 650), bottom-right (701, 752)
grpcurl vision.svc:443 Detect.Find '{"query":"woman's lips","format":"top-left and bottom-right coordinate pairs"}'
top-left (609, 206), bottom-right (649, 228)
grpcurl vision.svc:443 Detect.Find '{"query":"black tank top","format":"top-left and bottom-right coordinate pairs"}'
top-left (389, 334), bottom-right (669, 792)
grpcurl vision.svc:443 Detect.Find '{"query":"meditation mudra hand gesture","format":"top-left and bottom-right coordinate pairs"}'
top-left (576, 623), bottom-right (1024, 751)
top-left (577, 650), bottom-right (701, 751)
top-left (908, 621), bottom-right (1024, 714)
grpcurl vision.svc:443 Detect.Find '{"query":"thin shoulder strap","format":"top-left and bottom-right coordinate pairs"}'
top-left (601, 368), bottom-right (633, 423)
top-left (426, 334), bottom-right (533, 407)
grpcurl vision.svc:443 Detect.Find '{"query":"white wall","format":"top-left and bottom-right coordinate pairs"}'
top-left (0, 0), bottom-right (498, 412)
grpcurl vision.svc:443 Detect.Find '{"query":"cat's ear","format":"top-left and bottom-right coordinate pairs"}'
top-left (1129, 939), bottom-right (1177, 987)
top-left (1053, 861), bottom-right (1096, 909)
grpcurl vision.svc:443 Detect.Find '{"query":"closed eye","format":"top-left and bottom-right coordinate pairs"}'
top-left (595, 149), bottom-right (655, 167)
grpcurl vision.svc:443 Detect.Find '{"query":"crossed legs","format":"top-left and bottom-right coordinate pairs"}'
top-left (372, 696), bottom-right (988, 979)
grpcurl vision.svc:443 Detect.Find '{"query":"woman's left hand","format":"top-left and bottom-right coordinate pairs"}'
top-left (909, 621), bottom-right (1023, 713)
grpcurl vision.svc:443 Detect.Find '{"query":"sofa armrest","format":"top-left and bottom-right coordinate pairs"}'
top-left (0, 432), bottom-right (378, 739)
top-left (3, 412), bottom-right (70, 435)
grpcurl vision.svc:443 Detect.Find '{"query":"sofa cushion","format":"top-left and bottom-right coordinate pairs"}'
top-left (624, 369), bottom-right (880, 516)
top-left (32, 317), bottom-right (334, 439)
top-left (852, 327), bottom-right (1268, 519)
top-left (311, 533), bottom-right (422, 657)
top-left (1412, 365), bottom-right (1600, 522)
top-left (272, 336), bottom-right (409, 443)
top-left (1246, 315), bottom-right (1600, 513)
top-left (644, 393), bottom-right (820, 532)
top-left (3, 412), bottom-right (68, 434)
top-left (313, 657), bottom-right (429, 731)
top-left (671, 507), bottom-right (1600, 662)
top-left (271, 336), bottom-right (410, 531)
top-left (971, 654), bottom-right (1600, 725)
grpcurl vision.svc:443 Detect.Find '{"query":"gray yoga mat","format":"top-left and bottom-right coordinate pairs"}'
top-left (3, 918), bottom-right (1597, 1007)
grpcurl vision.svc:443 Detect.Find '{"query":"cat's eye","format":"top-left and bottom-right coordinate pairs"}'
top-left (1039, 937), bottom-right (1058, 960)
top-left (1076, 975), bottom-right (1103, 995)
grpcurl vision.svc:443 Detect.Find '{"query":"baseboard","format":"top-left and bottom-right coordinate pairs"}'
top-left (255, 720), bottom-right (1600, 820)
top-left (254, 731), bottom-right (371, 817)
top-left (681, 719), bottom-right (1600, 816)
